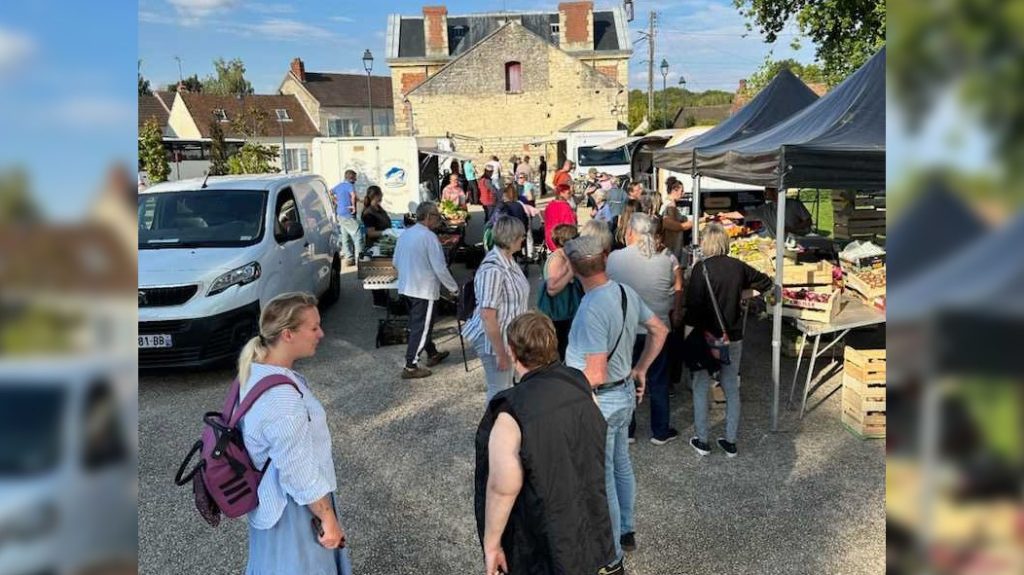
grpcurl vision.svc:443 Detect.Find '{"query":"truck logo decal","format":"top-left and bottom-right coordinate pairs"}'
top-left (384, 166), bottom-right (406, 188)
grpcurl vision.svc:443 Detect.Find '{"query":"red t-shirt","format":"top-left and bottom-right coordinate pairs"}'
top-left (478, 177), bottom-right (496, 206)
top-left (543, 199), bottom-right (577, 251)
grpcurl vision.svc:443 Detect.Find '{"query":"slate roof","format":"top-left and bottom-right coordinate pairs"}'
top-left (294, 72), bottom-right (394, 108)
top-left (391, 8), bottom-right (627, 59)
top-left (177, 93), bottom-right (320, 139)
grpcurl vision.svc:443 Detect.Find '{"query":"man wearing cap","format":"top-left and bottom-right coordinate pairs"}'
top-left (563, 235), bottom-right (668, 562)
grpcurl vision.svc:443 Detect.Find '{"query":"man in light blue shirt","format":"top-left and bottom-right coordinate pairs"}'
top-left (331, 169), bottom-right (363, 266)
top-left (393, 201), bottom-right (459, 379)
top-left (564, 234), bottom-right (668, 562)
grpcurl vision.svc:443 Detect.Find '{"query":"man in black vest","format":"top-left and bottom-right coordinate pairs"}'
top-left (475, 312), bottom-right (619, 575)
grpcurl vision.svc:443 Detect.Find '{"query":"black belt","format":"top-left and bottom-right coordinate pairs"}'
top-left (594, 379), bottom-right (626, 394)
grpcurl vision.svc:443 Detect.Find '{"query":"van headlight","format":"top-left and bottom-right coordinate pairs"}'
top-left (207, 262), bottom-right (261, 296)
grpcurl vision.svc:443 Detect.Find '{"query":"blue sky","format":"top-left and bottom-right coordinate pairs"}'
top-left (138, 0), bottom-right (818, 94)
top-left (0, 3), bottom-right (136, 220)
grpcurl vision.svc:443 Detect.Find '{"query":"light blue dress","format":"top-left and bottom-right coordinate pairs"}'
top-left (246, 493), bottom-right (352, 575)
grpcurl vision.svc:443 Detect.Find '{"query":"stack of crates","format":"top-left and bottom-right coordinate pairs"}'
top-left (840, 346), bottom-right (886, 438)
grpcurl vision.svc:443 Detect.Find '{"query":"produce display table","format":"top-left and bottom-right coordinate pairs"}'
top-left (786, 292), bottom-right (886, 418)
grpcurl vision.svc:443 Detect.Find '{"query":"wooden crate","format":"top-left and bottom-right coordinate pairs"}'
top-left (840, 347), bottom-right (886, 438)
top-left (781, 261), bottom-right (834, 286)
top-left (844, 347), bottom-right (886, 384)
top-left (841, 408), bottom-right (886, 439)
top-left (357, 257), bottom-right (396, 280)
top-left (845, 270), bottom-right (887, 300)
top-left (779, 289), bottom-right (842, 323)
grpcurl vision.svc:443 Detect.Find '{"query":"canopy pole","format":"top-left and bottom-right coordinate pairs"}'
top-left (771, 164), bottom-right (786, 432)
top-left (692, 175), bottom-right (701, 247)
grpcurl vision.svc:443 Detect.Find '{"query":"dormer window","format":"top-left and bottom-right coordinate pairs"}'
top-left (213, 108), bottom-right (228, 122)
top-left (505, 61), bottom-right (522, 94)
top-left (275, 109), bottom-right (291, 121)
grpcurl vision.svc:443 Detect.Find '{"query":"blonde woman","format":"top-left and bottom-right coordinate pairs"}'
top-left (237, 292), bottom-right (351, 574)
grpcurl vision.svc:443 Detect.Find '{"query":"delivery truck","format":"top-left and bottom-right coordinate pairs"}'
top-left (311, 137), bottom-right (423, 216)
top-left (565, 130), bottom-right (631, 179)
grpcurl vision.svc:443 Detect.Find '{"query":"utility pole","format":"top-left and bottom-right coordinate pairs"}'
top-left (647, 11), bottom-right (655, 129)
top-left (174, 56), bottom-right (183, 85)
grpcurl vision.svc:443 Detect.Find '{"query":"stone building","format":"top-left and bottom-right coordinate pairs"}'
top-left (385, 2), bottom-right (631, 169)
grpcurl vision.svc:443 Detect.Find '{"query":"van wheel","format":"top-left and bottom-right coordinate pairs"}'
top-left (322, 256), bottom-right (341, 307)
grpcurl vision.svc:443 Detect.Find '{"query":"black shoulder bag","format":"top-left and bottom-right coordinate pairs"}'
top-left (700, 258), bottom-right (732, 365)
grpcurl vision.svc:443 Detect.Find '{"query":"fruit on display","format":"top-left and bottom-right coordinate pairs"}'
top-left (854, 268), bottom-right (886, 288)
top-left (783, 288), bottom-right (832, 303)
top-left (439, 199), bottom-right (468, 223)
top-left (375, 234), bottom-right (397, 256)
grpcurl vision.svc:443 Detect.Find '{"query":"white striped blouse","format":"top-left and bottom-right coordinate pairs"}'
top-left (461, 247), bottom-right (531, 356)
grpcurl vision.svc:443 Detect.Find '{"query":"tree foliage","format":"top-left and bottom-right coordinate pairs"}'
top-left (743, 58), bottom-right (824, 95)
top-left (138, 60), bottom-right (151, 96)
top-left (139, 118), bottom-right (170, 184)
top-left (0, 168), bottom-right (42, 225)
top-left (207, 120), bottom-right (230, 176)
top-left (202, 58), bottom-right (254, 96)
top-left (628, 88), bottom-right (734, 131)
top-left (733, 0), bottom-right (885, 86)
top-left (166, 74), bottom-right (203, 93)
top-left (227, 142), bottom-right (280, 175)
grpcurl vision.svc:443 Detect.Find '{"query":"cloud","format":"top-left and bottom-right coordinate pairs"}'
top-left (229, 18), bottom-right (338, 41)
top-left (52, 96), bottom-right (136, 130)
top-left (168, 0), bottom-right (239, 25)
top-left (247, 3), bottom-right (296, 14)
top-left (330, 16), bottom-right (354, 23)
top-left (0, 26), bottom-right (35, 77)
top-left (138, 11), bottom-right (177, 25)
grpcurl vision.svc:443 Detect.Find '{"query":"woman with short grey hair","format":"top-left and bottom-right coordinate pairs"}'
top-left (462, 216), bottom-right (531, 401)
top-left (700, 221), bottom-right (731, 257)
top-left (606, 212), bottom-right (683, 445)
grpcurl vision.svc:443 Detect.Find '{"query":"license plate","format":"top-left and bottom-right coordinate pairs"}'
top-left (139, 334), bottom-right (173, 348)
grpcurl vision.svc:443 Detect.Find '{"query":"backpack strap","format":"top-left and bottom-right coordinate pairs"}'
top-left (227, 374), bottom-right (302, 426)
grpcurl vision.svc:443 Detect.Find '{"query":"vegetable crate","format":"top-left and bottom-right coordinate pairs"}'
top-left (779, 288), bottom-right (842, 323)
top-left (781, 261), bottom-right (834, 287)
top-left (845, 268), bottom-right (887, 300)
top-left (840, 347), bottom-right (886, 439)
top-left (357, 258), bottom-right (397, 280)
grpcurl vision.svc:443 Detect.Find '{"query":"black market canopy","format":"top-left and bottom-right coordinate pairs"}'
top-left (652, 68), bottom-right (819, 174)
top-left (693, 47), bottom-right (886, 189)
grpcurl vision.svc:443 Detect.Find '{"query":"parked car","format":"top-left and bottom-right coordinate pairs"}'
top-left (0, 358), bottom-right (137, 575)
top-left (138, 174), bottom-right (341, 369)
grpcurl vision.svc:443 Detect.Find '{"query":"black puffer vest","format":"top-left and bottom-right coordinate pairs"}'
top-left (475, 362), bottom-right (615, 574)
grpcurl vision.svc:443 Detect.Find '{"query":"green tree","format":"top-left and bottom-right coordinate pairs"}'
top-left (743, 57), bottom-right (824, 95)
top-left (202, 58), bottom-right (254, 96)
top-left (227, 142), bottom-right (280, 175)
top-left (733, 0), bottom-right (885, 86)
top-left (138, 60), bottom-right (151, 96)
top-left (207, 120), bottom-right (230, 176)
top-left (166, 74), bottom-right (203, 93)
top-left (0, 168), bottom-right (42, 225)
top-left (139, 118), bottom-right (170, 184)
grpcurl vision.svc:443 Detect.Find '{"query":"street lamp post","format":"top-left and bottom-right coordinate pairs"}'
top-left (678, 76), bottom-right (687, 127)
top-left (362, 49), bottom-right (375, 137)
top-left (660, 58), bottom-right (669, 129)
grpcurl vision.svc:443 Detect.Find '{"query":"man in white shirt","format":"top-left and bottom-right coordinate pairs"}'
top-left (393, 201), bottom-right (460, 379)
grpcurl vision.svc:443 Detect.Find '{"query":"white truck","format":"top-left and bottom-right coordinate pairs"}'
top-left (311, 137), bottom-right (423, 216)
top-left (566, 130), bottom-right (631, 179)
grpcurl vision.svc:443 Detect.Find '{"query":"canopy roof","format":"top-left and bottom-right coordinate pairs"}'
top-left (694, 47), bottom-right (886, 189)
top-left (653, 68), bottom-right (819, 174)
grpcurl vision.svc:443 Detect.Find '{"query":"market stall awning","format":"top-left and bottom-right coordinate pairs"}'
top-left (594, 129), bottom-right (684, 151)
top-left (594, 135), bottom-right (644, 150)
top-left (662, 126), bottom-right (714, 148)
top-left (653, 68), bottom-right (819, 174)
top-left (419, 148), bottom-right (473, 161)
top-left (527, 135), bottom-right (568, 146)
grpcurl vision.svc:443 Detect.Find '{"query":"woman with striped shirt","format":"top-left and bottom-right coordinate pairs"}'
top-left (462, 216), bottom-right (531, 402)
top-left (237, 293), bottom-right (351, 574)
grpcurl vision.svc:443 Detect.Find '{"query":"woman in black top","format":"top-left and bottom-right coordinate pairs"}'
top-left (361, 185), bottom-right (391, 249)
top-left (683, 223), bottom-right (774, 458)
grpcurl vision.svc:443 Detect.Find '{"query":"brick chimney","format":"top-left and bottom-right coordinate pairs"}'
top-left (290, 57), bottom-right (306, 82)
top-left (558, 1), bottom-right (593, 52)
top-left (423, 5), bottom-right (449, 58)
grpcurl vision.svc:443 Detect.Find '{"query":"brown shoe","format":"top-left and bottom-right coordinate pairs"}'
top-left (425, 351), bottom-right (450, 367)
top-left (401, 366), bottom-right (432, 379)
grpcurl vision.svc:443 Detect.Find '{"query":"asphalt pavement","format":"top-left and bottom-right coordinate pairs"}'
top-left (139, 205), bottom-right (885, 574)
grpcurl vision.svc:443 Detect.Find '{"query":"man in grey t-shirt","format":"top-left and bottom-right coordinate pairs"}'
top-left (564, 234), bottom-right (667, 562)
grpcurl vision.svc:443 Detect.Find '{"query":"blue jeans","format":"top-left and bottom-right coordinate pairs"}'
top-left (338, 217), bottom-right (363, 261)
top-left (478, 349), bottom-right (514, 402)
top-left (629, 334), bottom-right (671, 439)
top-left (596, 381), bottom-right (636, 560)
top-left (692, 341), bottom-right (743, 443)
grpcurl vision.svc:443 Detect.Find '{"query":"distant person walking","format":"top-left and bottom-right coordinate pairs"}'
top-left (393, 202), bottom-right (459, 380)
top-left (479, 167), bottom-right (498, 222)
top-left (475, 312), bottom-right (616, 575)
top-left (542, 183), bottom-right (577, 252)
top-left (332, 169), bottom-right (363, 267)
top-left (537, 156), bottom-right (547, 196)
top-left (236, 292), bottom-right (353, 575)
top-left (486, 156), bottom-right (502, 191)
top-left (464, 159), bottom-right (479, 204)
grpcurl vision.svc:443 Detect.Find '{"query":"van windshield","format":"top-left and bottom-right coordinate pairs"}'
top-left (578, 145), bottom-right (629, 167)
top-left (0, 387), bottom-right (65, 476)
top-left (138, 189), bottom-right (268, 249)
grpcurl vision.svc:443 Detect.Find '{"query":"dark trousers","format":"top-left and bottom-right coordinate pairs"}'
top-left (539, 171), bottom-right (547, 195)
top-left (553, 318), bottom-right (572, 362)
top-left (405, 296), bottom-right (439, 367)
top-left (483, 204), bottom-right (495, 223)
top-left (467, 180), bottom-right (480, 204)
top-left (628, 334), bottom-right (671, 439)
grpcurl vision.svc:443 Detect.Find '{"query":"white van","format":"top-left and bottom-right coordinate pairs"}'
top-left (138, 174), bottom-right (341, 369)
top-left (566, 130), bottom-right (631, 179)
top-left (0, 358), bottom-right (136, 575)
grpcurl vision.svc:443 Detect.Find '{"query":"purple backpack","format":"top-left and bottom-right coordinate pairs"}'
top-left (174, 374), bottom-right (301, 526)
